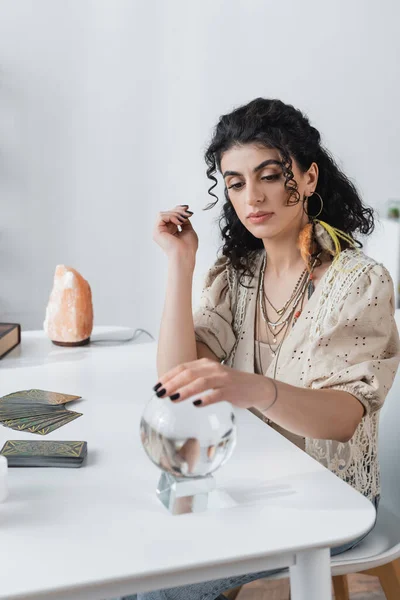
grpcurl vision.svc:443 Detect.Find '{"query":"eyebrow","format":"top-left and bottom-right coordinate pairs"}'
top-left (222, 159), bottom-right (282, 179)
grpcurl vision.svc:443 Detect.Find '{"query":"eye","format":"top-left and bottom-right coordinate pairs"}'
top-left (261, 174), bottom-right (280, 182)
top-left (227, 182), bottom-right (244, 190)
top-left (227, 174), bottom-right (280, 191)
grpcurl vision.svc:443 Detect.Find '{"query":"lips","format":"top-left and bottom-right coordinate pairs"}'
top-left (247, 212), bottom-right (274, 223)
top-left (247, 212), bottom-right (271, 218)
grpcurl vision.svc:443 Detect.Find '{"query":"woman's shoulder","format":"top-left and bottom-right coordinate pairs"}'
top-left (327, 247), bottom-right (392, 288)
top-left (311, 248), bottom-right (395, 338)
top-left (203, 255), bottom-right (230, 284)
top-left (320, 247), bottom-right (395, 314)
top-left (334, 246), bottom-right (379, 269)
top-left (206, 251), bottom-right (264, 286)
top-left (200, 255), bottom-right (237, 306)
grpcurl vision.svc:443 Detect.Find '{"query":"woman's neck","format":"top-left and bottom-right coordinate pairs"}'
top-left (262, 231), bottom-right (305, 277)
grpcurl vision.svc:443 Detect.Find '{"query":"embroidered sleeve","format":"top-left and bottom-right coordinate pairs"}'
top-left (193, 256), bottom-right (236, 361)
top-left (305, 263), bottom-right (400, 414)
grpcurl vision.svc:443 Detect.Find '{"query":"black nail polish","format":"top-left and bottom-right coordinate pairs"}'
top-left (170, 393), bottom-right (180, 401)
top-left (179, 204), bottom-right (189, 207)
top-left (193, 399), bottom-right (202, 406)
top-left (185, 210), bottom-right (193, 215)
top-left (153, 382), bottom-right (162, 392)
top-left (156, 388), bottom-right (166, 398)
top-left (222, 428), bottom-right (233, 438)
top-left (178, 216), bottom-right (187, 222)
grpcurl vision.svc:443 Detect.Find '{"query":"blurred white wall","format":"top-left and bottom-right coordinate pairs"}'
top-left (0, 0), bottom-right (399, 332)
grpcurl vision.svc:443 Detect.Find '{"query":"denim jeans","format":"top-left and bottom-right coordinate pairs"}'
top-left (120, 496), bottom-right (379, 600)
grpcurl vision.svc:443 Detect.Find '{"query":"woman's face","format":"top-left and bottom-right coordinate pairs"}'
top-left (220, 144), bottom-right (318, 241)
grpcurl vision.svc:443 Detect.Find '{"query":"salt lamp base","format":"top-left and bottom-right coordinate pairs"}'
top-left (51, 338), bottom-right (91, 347)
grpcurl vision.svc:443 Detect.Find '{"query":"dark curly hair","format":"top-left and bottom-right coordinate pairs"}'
top-left (204, 98), bottom-right (374, 284)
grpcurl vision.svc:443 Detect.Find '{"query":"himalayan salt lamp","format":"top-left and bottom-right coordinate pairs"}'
top-left (43, 265), bottom-right (93, 346)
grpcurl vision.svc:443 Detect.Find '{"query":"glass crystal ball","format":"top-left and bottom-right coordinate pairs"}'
top-left (140, 389), bottom-right (237, 479)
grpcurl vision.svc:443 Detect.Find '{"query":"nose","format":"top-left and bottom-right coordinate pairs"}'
top-left (246, 180), bottom-right (265, 206)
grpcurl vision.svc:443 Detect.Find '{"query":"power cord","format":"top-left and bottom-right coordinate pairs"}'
top-left (91, 328), bottom-right (155, 345)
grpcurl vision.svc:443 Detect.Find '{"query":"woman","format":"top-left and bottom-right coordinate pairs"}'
top-left (132, 98), bottom-right (400, 600)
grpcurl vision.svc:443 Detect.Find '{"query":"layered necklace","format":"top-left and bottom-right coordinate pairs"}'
top-left (257, 252), bottom-right (320, 379)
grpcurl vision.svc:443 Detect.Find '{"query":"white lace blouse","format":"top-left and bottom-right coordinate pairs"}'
top-left (193, 248), bottom-right (400, 501)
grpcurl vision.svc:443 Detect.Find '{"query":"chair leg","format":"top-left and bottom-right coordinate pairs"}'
top-left (361, 558), bottom-right (400, 600)
top-left (332, 575), bottom-right (350, 600)
top-left (223, 585), bottom-right (243, 600)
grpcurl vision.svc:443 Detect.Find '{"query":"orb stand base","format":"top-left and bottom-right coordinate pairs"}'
top-left (156, 472), bottom-right (216, 515)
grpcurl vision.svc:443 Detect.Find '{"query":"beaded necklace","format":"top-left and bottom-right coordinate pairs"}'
top-left (256, 252), bottom-right (320, 379)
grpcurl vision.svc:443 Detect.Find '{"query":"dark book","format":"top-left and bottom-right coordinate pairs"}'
top-left (0, 323), bottom-right (21, 359)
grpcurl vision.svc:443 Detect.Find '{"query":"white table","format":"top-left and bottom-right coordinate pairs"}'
top-left (0, 328), bottom-right (376, 600)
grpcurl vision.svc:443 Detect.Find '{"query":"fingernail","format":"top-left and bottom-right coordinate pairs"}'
top-left (153, 382), bottom-right (162, 392)
top-left (179, 204), bottom-right (189, 207)
top-left (178, 216), bottom-right (187, 222)
top-left (156, 388), bottom-right (166, 398)
top-left (170, 393), bottom-right (180, 401)
top-left (185, 211), bottom-right (194, 215)
top-left (222, 428), bottom-right (233, 438)
top-left (193, 399), bottom-right (202, 406)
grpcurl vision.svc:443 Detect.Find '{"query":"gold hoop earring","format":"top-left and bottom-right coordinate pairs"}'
top-left (306, 191), bottom-right (324, 219)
